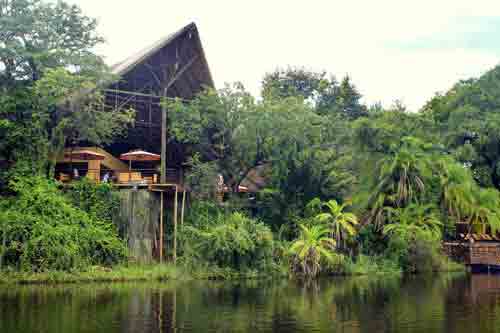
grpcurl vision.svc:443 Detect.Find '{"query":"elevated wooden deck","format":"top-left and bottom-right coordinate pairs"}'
top-left (443, 241), bottom-right (500, 269)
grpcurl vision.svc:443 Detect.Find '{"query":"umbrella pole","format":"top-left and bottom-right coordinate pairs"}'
top-left (129, 160), bottom-right (132, 182)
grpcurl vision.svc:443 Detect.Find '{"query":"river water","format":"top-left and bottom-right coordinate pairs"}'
top-left (1, 273), bottom-right (500, 332)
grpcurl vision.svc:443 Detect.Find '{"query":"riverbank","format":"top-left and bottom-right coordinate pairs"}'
top-left (0, 256), bottom-right (465, 285)
top-left (0, 264), bottom-right (283, 284)
top-left (0, 264), bottom-right (181, 284)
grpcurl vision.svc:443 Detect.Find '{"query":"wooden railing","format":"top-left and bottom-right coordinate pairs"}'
top-left (57, 167), bottom-right (183, 185)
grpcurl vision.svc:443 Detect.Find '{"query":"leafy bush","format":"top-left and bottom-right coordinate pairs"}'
top-left (64, 178), bottom-right (120, 223)
top-left (385, 228), bottom-right (442, 273)
top-left (181, 211), bottom-right (275, 272)
top-left (0, 176), bottom-right (126, 271)
top-left (357, 224), bottom-right (388, 256)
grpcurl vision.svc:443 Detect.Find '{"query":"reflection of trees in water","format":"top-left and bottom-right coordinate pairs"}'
top-left (442, 274), bottom-right (500, 333)
top-left (2, 275), bottom-right (500, 333)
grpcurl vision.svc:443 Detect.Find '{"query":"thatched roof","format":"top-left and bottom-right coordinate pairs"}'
top-left (240, 164), bottom-right (270, 192)
top-left (103, 23), bottom-right (214, 157)
top-left (109, 22), bottom-right (214, 99)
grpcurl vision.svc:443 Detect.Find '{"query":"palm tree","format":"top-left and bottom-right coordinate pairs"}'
top-left (438, 160), bottom-right (500, 235)
top-left (315, 199), bottom-right (358, 250)
top-left (383, 204), bottom-right (443, 238)
top-left (366, 138), bottom-right (431, 228)
top-left (466, 188), bottom-right (500, 235)
top-left (438, 159), bottom-right (474, 221)
top-left (377, 141), bottom-right (429, 207)
top-left (288, 224), bottom-right (337, 278)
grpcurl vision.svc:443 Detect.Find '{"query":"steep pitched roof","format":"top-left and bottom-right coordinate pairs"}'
top-left (109, 22), bottom-right (214, 98)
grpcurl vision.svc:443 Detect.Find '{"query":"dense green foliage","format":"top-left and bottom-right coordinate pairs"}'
top-left (3, 0), bottom-right (500, 279)
top-left (0, 177), bottom-right (126, 271)
top-left (180, 203), bottom-right (275, 274)
top-left (65, 178), bottom-right (120, 224)
top-left (0, 0), bottom-right (131, 273)
top-left (0, 0), bottom-right (133, 187)
top-left (172, 63), bottom-right (500, 278)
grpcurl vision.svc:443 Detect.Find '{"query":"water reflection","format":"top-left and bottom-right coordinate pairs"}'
top-left (1, 274), bottom-right (500, 332)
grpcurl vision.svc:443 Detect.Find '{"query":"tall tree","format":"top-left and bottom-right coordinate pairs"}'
top-left (422, 65), bottom-right (500, 189)
top-left (262, 67), bottom-right (368, 119)
top-left (333, 76), bottom-right (367, 119)
top-left (0, 0), bottom-right (104, 85)
top-left (261, 67), bottom-right (327, 102)
top-left (0, 0), bottom-right (133, 182)
top-left (168, 83), bottom-right (324, 195)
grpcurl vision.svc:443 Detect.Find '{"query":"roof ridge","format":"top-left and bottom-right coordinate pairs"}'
top-left (111, 22), bottom-right (197, 76)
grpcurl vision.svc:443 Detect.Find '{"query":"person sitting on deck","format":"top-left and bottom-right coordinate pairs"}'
top-left (73, 168), bottom-right (79, 180)
top-left (102, 172), bottom-right (110, 183)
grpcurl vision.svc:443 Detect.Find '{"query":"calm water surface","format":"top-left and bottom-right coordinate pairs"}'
top-left (1, 274), bottom-right (500, 332)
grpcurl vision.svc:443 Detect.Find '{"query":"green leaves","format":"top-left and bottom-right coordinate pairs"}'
top-left (383, 204), bottom-right (442, 238)
top-left (261, 68), bottom-right (367, 119)
top-left (0, 0), bottom-right (103, 84)
top-left (0, 0), bottom-right (134, 186)
top-left (0, 176), bottom-right (126, 271)
top-left (288, 224), bottom-right (338, 278)
top-left (312, 199), bottom-right (359, 251)
top-left (168, 83), bottom-right (325, 197)
top-left (181, 211), bottom-right (274, 271)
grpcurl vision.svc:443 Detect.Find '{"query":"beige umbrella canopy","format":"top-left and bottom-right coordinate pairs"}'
top-left (64, 149), bottom-right (105, 161)
top-left (120, 150), bottom-right (160, 170)
top-left (120, 150), bottom-right (161, 161)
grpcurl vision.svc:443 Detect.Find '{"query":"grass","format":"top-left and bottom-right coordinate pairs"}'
top-left (0, 263), bottom-right (280, 284)
top-left (0, 264), bottom-right (181, 284)
top-left (437, 257), bottom-right (467, 273)
top-left (343, 255), bottom-right (402, 276)
top-left (0, 255), bottom-right (466, 285)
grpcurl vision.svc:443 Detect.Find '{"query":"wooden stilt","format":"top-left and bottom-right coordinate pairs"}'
top-left (160, 192), bottom-right (164, 264)
top-left (180, 190), bottom-right (186, 226)
top-left (173, 186), bottom-right (178, 264)
top-left (172, 289), bottom-right (177, 332)
top-left (160, 88), bottom-right (167, 184)
top-left (159, 290), bottom-right (163, 331)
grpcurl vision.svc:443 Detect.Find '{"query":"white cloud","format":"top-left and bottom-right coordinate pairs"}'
top-left (68, 0), bottom-right (500, 110)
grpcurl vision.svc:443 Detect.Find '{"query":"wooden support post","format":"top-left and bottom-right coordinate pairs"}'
top-left (88, 160), bottom-right (101, 183)
top-left (181, 190), bottom-right (186, 226)
top-left (160, 87), bottom-right (167, 184)
top-left (173, 186), bottom-right (178, 264)
top-left (158, 291), bottom-right (163, 332)
top-left (172, 289), bottom-right (177, 332)
top-left (160, 192), bottom-right (164, 264)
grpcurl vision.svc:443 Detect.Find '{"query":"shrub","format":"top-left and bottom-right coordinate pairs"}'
top-left (181, 211), bottom-right (275, 272)
top-left (385, 228), bottom-right (442, 273)
top-left (64, 178), bottom-right (120, 223)
top-left (340, 255), bottom-right (401, 276)
top-left (0, 176), bottom-right (126, 271)
top-left (357, 224), bottom-right (388, 256)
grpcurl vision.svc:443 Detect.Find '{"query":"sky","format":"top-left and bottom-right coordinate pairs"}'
top-left (68, 0), bottom-right (500, 111)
